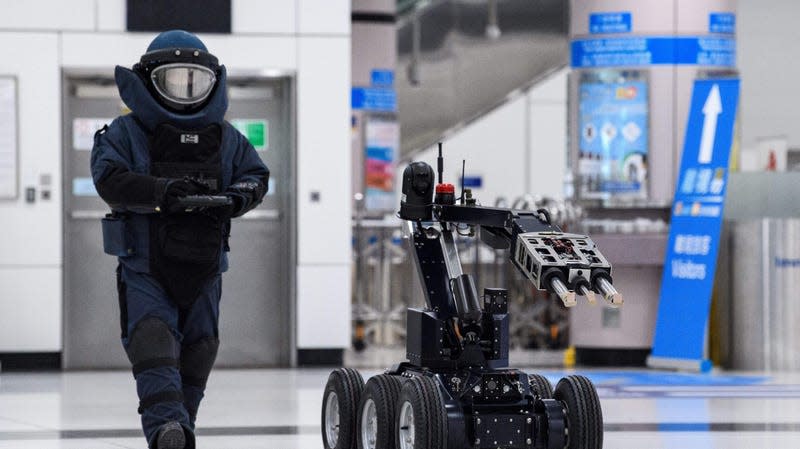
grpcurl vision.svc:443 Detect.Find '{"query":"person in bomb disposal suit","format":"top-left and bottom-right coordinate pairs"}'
top-left (91, 30), bottom-right (269, 449)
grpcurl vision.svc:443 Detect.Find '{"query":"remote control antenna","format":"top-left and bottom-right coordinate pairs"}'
top-left (437, 142), bottom-right (444, 185)
top-left (461, 159), bottom-right (466, 205)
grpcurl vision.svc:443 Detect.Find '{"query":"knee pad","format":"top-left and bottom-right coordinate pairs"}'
top-left (126, 316), bottom-right (180, 377)
top-left (180, 337), bottom-right (220, 389)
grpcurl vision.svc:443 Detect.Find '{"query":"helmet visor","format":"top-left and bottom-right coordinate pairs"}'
top-left (150, 63), bottom-right (217, 106)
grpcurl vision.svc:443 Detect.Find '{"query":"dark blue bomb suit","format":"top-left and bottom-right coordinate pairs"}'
top-left (90, 30), bottom-right (268, 449)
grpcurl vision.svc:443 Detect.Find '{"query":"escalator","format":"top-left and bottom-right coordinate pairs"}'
top-left (396, 0), bottom-right (569, 156)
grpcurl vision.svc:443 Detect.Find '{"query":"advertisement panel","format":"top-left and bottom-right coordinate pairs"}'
top-left (364, 117), bottom-right (398, 211)
top-left (578, 70), bottom-right (649, 199)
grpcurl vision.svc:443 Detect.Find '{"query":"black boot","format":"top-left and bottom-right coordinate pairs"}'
top-left (156, 421), bottom-right (186, 449)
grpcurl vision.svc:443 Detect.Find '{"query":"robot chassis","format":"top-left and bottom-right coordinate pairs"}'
top-left (323, 150), bottom-right (622, 449)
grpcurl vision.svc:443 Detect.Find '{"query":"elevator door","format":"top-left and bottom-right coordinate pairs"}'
top-left (63, 72), bottom-right (294, 368)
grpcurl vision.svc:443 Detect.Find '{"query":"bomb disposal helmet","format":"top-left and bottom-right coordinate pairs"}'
top-left (134, 30), bottom-right (220, 113)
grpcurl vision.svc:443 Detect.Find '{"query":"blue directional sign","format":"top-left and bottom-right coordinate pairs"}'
top-left (370, 69), bottom-right (394, 87)
top-left (351, 87), bottom-right (397, 112)
top-left (648, 79), bottom-right (740, 372)
top-left (459, 175), bottom-right (483, 188)
top-left (571, 36), bottom-right (736, 68)
top-left (589, 12), bottom-right (632, 34)
top-left (709, 13), bottom-right (735, 34)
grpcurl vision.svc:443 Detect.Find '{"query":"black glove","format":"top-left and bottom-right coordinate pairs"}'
top-left (224, 181), bottom-right (266, 218)
top-left (206, 194), bottom-right (237, 220)
top-left (162, 178), bottom-right (209, 214)
top-left (226, 191), bottom-right (246, 213)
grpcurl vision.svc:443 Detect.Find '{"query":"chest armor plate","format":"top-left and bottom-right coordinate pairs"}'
top-left (149, 123), bottom-right (225, 308)
top-left (150, 123), bottom-right (223, 192)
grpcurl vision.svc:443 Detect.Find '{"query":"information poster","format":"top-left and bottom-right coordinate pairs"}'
top-left (0, 77), bottom-right (18, 199)
top-left (364, 117), bottom-right (398, 211)
top-left (231, 119), bottom-right (268, 151)
top-left (578, 75), bottom-right (649, 199)
top-left (72, 177), bottom-right (98, 197)
top-left (73, 118), bottom-right (112, 151)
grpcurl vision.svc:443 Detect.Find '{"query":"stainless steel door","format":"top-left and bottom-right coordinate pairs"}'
top-left (63, 76), bottom-right (129, 369)
top-left (62, 72), bottom-right (294, 369)
top-left (218, 78), bottom-right (293, 366)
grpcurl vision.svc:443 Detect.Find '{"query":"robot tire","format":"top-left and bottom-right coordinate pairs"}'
top-left (322, 368), bottom-right (365, 449)
top-left (322, 367), bottom-right (603, 449)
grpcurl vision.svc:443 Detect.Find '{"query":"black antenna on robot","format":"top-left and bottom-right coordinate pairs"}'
top-left (460, 159), bottom-right (466, 205)
top-left (437, 142), bottom-right (444, 185)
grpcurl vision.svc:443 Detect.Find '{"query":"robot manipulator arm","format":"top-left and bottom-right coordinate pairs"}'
top-left (399, 158), bottom-right (622, 310)
top-left (399, 161), bottom-right (484, 325)
top-left (511, 231), bottom-right (623, 307)
top-left (408, 220), bottom-right (484, 325)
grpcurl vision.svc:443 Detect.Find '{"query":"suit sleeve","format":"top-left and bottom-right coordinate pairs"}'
top-left (226, 128), bottom-right (270, 218)
top-left (90, 118), bottom-right (169, 212)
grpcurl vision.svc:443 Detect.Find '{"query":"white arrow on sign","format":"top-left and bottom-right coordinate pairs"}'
top-left (698, 84), bottom-right (722, 164)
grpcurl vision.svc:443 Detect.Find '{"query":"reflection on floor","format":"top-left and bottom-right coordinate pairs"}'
top-left (1, 367), bottom-right (800, 448)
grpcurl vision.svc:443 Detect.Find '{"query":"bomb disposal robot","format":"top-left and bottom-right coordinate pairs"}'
top-left (322, 148), bottom-right (622, 449)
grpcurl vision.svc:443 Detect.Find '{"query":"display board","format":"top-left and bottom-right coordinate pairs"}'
top-left (578, 70), bottom-right (649, 199)
top-left (364, 117), bottom-right (398, 211)
top-left (0, 77), bottom-right (18, 199)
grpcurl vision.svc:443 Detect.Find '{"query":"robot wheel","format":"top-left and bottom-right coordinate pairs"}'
top-left (554, 375), bottom-right (603, 449)
top-left (322, 368), bottom-right (365, 449)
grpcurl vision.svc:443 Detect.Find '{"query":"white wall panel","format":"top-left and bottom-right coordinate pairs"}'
top-left (570, 0), bottom-right (674, 35)
top-left (0, 268), bottom-right (61, 351)
top-left (296, 265), bottom-right (350, 348)
top-left (351, 23), bottom-right (395, 85)
top-left (677, 0), bottom-right (736, 34)
top-left (96, 0), bottom-right (125, 32)
top-left (0, 0), bottom-right (95, 31)
top-left (233, 0), bottom-right (296, 34)
top-left (0, 33), bottom-right (61, 352)
top-left (407, 95), bottom-right (528, 204)
top-left (201, 35), bottom-right (297, 71)
top-left (62, 33), bottom-right (297, 72)
top-left (405, 69), bottom-right (569, 203)
top-left (529, 104), bottom-right (567, 199)
top-left (61, 33), bottom-right (151, 69)
top-left (528, 69), bottom-right (568, 199)
top-left (296, 36), bottom-right (351, 265)
top-left (739, 0), bottom-right (800, 149)
top-left (528, 69), bottom-right (567, 103)
top-left (297, 0), bottom-right (350, 35)
top-left (0, 33), bottom-right (61, 266)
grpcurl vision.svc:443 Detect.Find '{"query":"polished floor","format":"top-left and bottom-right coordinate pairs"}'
top-left (1, 366), bottom-right (800, 448)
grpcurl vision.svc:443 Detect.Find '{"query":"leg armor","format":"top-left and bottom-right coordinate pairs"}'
top-left (126, 316), bottom-right (193, 447)
top-left (180, 336), bottom-right (220, 427)
top-left (127, 316), bottom-right (181, 380)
